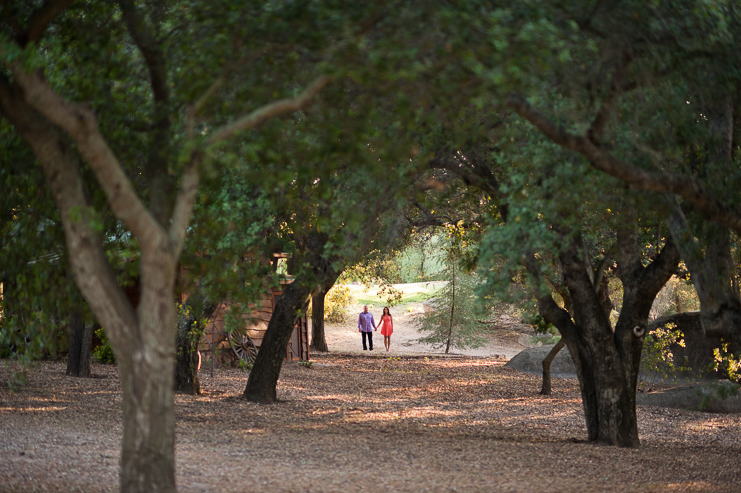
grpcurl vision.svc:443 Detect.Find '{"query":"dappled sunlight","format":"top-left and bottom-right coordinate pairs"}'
top-left (357, 407), bottom-right (466, 422)
top-left (678, 417), bottom-right (741, 434)
top-left (3, 358), bottom-right (739, 492)
top-left (0, 405), bottom-right (68, 412)
top-left (234, 428), bottom-right (267, 436)
top-left (662, 481), bottom-right (731, 492)
top-left (303, 393), bottom-right (354, 401)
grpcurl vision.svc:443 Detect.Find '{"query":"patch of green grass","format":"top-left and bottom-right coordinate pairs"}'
top-left (402, 292), bottom-right (436, 304)
top-left (356, 297), bottom-right (382, 306)
top-left (347, 282), bottom-right (445, 307)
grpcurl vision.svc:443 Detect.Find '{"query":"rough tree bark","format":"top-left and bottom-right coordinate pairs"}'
top-left (174, 318), bottom-right (201, 395)
top-left (65, 311), bottom-right (93, 378)
top-left (529, 222), bottom-right (679, 447)
top-left (174, 294), bottom-right (215, 394)
top-left (310, 289), bottom-right (329, 352)
top-left (667, 203), bottom-right (741, 340)
top-left (540, 338), bottom-right (565, 395)
top-left (508, 75), bottom-right (741, 341)
top-left (662, 93), bottom-right (741, 341)
top-left (0, 78), bottom-right (181, 491)
top-left (0, 4), bottom-right (332, 488)
top-left (244, 279), bottom-right (313, 403)
top-left (540, 281), bottom-right (573, 395)
top-left (245, 233), bottom-right (341, 403)
top-left (541, 255), bottom-right (612, 396)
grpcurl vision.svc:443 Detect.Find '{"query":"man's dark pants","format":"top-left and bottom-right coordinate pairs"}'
top-left (362, 331), bottom-right (373, 350)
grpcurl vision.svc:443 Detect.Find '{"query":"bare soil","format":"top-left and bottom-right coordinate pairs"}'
top-left (324, 300), bottom-right (532, 359)
top-left (2, 354), bottom-right (740, 493)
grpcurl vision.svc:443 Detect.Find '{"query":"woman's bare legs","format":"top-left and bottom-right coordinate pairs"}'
top-left (384, 335), bottom-right (390, 351)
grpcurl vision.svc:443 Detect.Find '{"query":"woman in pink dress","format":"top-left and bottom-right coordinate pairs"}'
top-left (379, 306), bottom-right (393, 352)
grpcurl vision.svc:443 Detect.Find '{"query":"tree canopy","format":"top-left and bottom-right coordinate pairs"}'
top-left (4, 0), bottom-right (741, 489)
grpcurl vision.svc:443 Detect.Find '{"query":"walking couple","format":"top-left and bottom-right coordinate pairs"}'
top-left (357, 305), bottom-right (393, 352)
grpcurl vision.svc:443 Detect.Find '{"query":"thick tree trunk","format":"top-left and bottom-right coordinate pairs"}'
top-left (0, 86), bottom-right (178, 492)
top-left (310, 290), bottom-right (329, 352)
top-left (118, 337), bottom-right (176, 493)
top-left (174, 319), bottom-right (201, 395)
top-left (118, 261), bottom-right (177, 493)
top-left (540, 338), bottom-right (565, 395)
top-left (562, 331), bottom-right (641, 446)
top-left (663, 93), bottom-right (741, 341)
top-left (445, 264), bottom-right (455, 354)
top-left (244, 280), bottom-right (311, 403)
top-left (1, 13), bottom-right (330, 489)
top-left (246, 233), bottom-right (342, 402)
top-left (667, 203), bottom-right (741, 341)
top-left (66, 311), bottom-right (93, 378)
top-left (528, 225), bottom-right (679, 447)
top-left (541, 262), bottom-right (611, 396)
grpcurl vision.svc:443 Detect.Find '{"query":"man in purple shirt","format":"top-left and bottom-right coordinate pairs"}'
top-left (357, 305), bottom-right (377, 351)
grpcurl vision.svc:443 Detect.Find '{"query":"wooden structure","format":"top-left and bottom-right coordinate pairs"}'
top-left (189, 254), bottom-right (309, 365)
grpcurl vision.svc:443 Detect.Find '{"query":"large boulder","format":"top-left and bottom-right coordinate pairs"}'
top-left (637, 382), bottom-right (741, 413)
top-left (505, 344), bottom-right (577, 378)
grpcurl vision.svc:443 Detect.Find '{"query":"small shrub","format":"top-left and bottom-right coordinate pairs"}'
top-left (324, 284), bottom-right (355, 323)
top-left (176, 303), bottom-right (206, 370)
top-left (639, 323), bottom-right (690, 387)
top-left (526, 313), bottom-right (558, 335)
top-left (697, 380), bottom-right (740, 411)
top-left (0, 345), bottom-right (12, 359)
top-left (298, 360), bottom-right (312, 369)
top-left (529, 334), bottom-right (561, 345)
top-left (524, 314), bottom-right (560, 345)
top-left (7, 371), bottom-right (27, 392)
top-left (707, 342), bottom-right (741, 383)
top-left (93, 328), bottom-right (116, 364)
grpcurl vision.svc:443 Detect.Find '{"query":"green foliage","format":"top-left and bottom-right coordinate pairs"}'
top-left (707, 343), bottom-right (741, 383)
top-left (324, 284), bottom-right (355, 323)
top-left (6, 370), bottom-right (27, 393)
top-left (237, 358), bottom-right (253, 372)
top-left (0, 123), bottom-right (82, 367)
top-left (526, 313), bottom-right (557, 335)
top-left (696, 380), bottom-right (740, 411)
top-left (184, 172), bottom-right (277, 314)
top-left (92, 328), bottom-right (116, 365)
top-left (639, 324), bottom-right (690, 386)
top-left (417, 245), bottom-right (494, 353)
top-left (176, 303), bottom-right (206, 369)
top-left (395, 234), bottom-right (446, 283)
top-left (374, 284), bottom-right (404, 307)
top-left (529, 333), bottom-right (561, 346)
top-left (341, 252), bottom-right (404, 306)
top-left (298, 360), bottom-right (312, 369)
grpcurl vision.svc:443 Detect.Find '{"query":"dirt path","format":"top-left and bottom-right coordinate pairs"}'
top-left (2, 357), bottom-right (740, 492)
top-left (321, 300), bottom-right (532, 360)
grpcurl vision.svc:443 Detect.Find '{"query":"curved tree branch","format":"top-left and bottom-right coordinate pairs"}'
top-left (118, 0), bottom-right (168, 104)
top-left (206, 74), bottom-right (333, 144)
top-left (118, 0), bottom-right (173, 225)
top-left (0, 75), bottom-right (137, 350)
top-left (7, 63), bottom-right (165, 251)
top-left (169, 156), bottom-right (201, 258)
top-left (587, 52), bottom-right (632, 145)
top-left (507, 94), bottom-right (741, 236)
top-left (23, 0), bottom-right (74, 46)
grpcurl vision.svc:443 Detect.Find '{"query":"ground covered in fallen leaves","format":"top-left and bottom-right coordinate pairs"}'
top-left (1, 354), bottom-right (740, 492)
